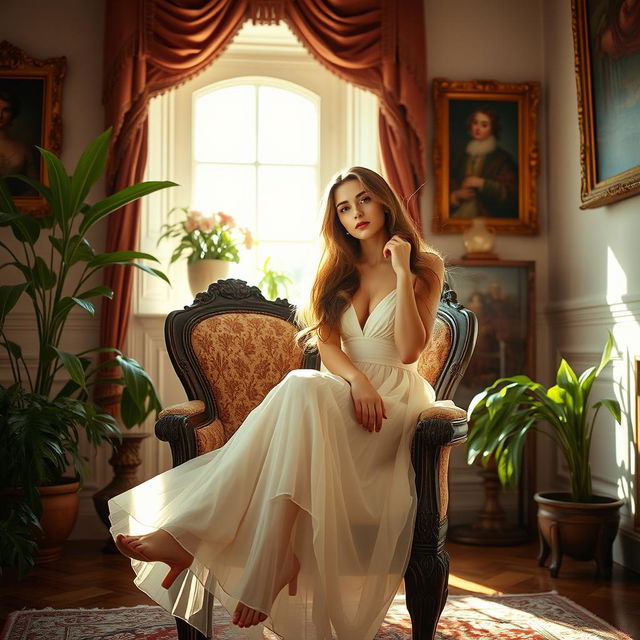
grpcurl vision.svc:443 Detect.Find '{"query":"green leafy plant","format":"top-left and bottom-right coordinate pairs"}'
top-left (158, 207), bottom-right (253, 264)
top-left (0, 127), bottom-right (175, 573)
top-left (467, 332), bottom-right (621, 503)
top-left (258, 257), bottom-right (293, 300)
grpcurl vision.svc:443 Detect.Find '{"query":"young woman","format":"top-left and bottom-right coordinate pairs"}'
top-left (110, 167), bottom-right (444, 639)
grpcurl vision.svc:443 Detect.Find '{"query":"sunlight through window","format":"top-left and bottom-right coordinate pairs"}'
top-left (192, 79), bottom-right (321, 304)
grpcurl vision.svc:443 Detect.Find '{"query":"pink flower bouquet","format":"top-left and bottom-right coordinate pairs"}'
top-left (159, 207), bottom-right (253, 264)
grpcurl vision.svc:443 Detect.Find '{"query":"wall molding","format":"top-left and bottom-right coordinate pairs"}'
top-left (545, 294), bottom-right (640, 327)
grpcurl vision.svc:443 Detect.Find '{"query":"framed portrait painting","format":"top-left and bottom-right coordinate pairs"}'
top-left (432, 79), bottom-right (540, 235)
top-left (0, 40), bottom-right (65, 215)
top-left (572, 0), bottom-right (640, 208)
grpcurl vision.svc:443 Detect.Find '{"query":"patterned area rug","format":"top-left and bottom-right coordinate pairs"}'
top-left (0, 593), bottom-right (632, 640)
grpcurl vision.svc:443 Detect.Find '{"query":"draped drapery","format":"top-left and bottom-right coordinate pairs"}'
top-left (98, 0), bottom-right (427, 413)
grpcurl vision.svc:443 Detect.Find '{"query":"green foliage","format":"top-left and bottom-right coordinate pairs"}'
top-left (0, 128), bottom-right (175, 574)
top-left (0, 500), bottom-right (41, 578)
top-left (258, 257), bottom-right (293, 301)
top-left (158, 207), bottom-right (252, 264)
top-left (467, 332), bottom-right (621, 503)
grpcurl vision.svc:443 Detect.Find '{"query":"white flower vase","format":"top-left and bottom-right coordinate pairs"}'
top-left (462, 218), bottom-right (496, 258)
top-left (187, 259), bottom-right (230, 297)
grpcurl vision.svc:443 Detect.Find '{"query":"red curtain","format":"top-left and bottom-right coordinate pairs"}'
top-left (98, 0), bottom-right (427, 412)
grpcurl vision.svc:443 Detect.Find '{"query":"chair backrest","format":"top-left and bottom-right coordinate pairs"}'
top-left (418, 282), bottom-right (478, 401)
top-left (164, 279), bottom-right (319, 443)
top-left (164, 279), bottom-right (476, 442)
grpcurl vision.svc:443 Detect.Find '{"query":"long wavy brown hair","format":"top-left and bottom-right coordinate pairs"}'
top-left (297, 166), bottom-right (440, 348)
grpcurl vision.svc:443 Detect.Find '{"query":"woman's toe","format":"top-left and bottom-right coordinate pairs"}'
top-left (249, 610), bottom-right (261, 626)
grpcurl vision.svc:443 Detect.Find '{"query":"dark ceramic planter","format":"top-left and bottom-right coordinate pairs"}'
top-left (534, 491), bottom-right (624, 578)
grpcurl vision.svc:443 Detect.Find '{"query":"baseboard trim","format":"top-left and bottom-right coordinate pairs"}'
top-left (614, 527), bottom-right (640, 574)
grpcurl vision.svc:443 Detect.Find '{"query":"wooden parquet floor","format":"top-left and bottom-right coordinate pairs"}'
top-left (1, 539), bottom-right (639, 638)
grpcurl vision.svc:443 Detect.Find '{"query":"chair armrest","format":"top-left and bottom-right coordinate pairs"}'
top-left (155, 400), bottom-right (222, 466)
top-left (158, 400), bottom-right (206, 421)
top-left (411, 401), bottom-right (469, 552)
top-left (416, 400), bottom-right (468, 446)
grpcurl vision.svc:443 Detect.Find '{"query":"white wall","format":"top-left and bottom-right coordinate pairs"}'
top-left (0, 0), bottom-right (108, 539)
top-left (543, 0), bottom-right (640, 569)
top-left (423, 0), bottom-right (552, 529)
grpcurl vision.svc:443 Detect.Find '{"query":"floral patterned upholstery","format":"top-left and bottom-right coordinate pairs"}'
top-left (184, 308), bottom-right (464, 517)
top-left (194, 418), bottom-right (227, 454)
top-left (417, 317), bottom-right (451, 387)
top-left (190, 312), bottom-right (304, 446)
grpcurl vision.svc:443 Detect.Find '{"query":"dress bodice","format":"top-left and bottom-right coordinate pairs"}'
top-left (340, 289), bottom-right (417, 372)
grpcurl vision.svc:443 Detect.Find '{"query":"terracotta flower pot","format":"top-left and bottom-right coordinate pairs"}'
top-left (187, 259), bottom-right (230, 297)
top-left (534, 491), bottom-right (624, 578)
top-left (35, 478), bottom-right (80, 563)
top-left (2, 478), bottom-right (80, 564)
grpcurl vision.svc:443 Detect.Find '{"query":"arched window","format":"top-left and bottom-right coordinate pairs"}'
top-left (192, 78), bottom-right (321, 301)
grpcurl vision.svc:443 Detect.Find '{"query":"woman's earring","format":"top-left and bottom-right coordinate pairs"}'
top-left (345, 230), bottom-right (351, 236)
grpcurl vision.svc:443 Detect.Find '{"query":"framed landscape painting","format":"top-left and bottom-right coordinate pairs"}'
top-left (432, 78), bottom-right (540, 235)
top-left (0, 40), bottom-right (65, 215)
top-left (572, 0), bottom-right (640, 208)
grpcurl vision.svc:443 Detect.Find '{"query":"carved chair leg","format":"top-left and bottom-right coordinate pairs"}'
top-left (405, 550), bottom-right (449, 640)
top-left (175, 616), bottom-right (210, 640)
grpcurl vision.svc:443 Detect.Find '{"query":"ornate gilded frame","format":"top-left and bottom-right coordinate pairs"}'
top-left (571, 0), bottom-right (640, 208)
top-left (432, 78), bottom-right (540, 235)
top-left (0, 40), bottom-right (66, 216)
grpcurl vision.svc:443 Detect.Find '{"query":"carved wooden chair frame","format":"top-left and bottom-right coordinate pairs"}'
top-left (155, 279), bottom-right (477, 640)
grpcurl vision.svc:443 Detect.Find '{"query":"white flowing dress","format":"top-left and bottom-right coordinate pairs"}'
top-left (109, 289), bottom-right (436, 639)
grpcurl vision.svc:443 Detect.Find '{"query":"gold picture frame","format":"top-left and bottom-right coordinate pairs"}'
top-left (572, 0), bottom-right (640, 209)
top-left (0, 40), bottom-right (66, 216)
top-left (432, 78), bottom-right (540, 235)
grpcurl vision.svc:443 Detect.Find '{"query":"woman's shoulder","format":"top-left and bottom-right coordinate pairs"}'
top-left (414, 251), bottom-right (445, 291)
top-left (419, 250), bottom-right (444, 272)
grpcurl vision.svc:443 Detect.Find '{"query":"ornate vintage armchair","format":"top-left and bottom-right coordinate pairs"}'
top-left (155, 279), bottom-right (477, 640)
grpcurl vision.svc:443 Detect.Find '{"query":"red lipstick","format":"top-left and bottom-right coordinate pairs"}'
top-left (355, 221), bottom-right (369, 229)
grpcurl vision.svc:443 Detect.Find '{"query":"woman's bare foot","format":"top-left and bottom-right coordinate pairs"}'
top-left (115, 530), bottom-right (193, 589)
top-left (232, 554), bottom-right (300, 628)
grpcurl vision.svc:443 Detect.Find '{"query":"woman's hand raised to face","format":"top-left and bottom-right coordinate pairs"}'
top-left (383, 235), bottom-right (411, 276)
top-left (350, 373), bottom-right (387, 432)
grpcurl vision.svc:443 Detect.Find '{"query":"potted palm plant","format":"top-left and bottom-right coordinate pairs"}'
top-left (0, 128), bottom-right (175, 574)
top-left (467, 332), bottom-right (623, 578)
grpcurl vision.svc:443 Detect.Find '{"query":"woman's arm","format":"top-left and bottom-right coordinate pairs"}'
top-left (412, 253), bottom-right (445, 350)
top-left (385, 237), bottom-right (444, 363)
top-left (317, 324), bottom-right (386, 433)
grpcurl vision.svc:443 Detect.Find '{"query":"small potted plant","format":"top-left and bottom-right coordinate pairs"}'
top-left (466, 332), bottom-right (623, 578)
top-left (257, 257), bottom-right (293, 301)
top-left (0, 128), bottom-right (174, 573)
top-left (158, 207), bottom-right (253, 296)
